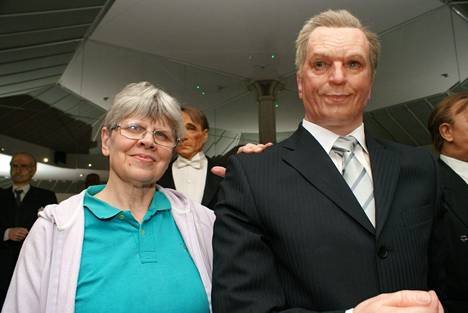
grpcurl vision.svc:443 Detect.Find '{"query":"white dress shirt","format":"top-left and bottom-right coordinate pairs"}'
top-left (440, 154), bottom-right (468, 184)
top-left (172, 152), bottom-right (208, 204)
top-left (302, 119), bottom-right (373, 181)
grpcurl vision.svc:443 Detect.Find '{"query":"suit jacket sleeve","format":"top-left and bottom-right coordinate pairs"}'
top-left (212, 156), bottom-right (344, 313)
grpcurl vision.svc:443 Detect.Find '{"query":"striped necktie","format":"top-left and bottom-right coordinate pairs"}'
top-left (14, 189), bottom-right (23, 207)
top-left (332, 136), bottom-right (375, 227)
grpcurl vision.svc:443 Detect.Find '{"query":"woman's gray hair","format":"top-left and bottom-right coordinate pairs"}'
top-left (103, 81), bottom-right (185, 140)
top-left (295, 9), bottom-right (380, 78)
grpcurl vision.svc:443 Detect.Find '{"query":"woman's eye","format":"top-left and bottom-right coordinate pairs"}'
top-left (154, 131), bottom-right (171, 142)
top-left (127, 124), bottom-right (144, 133)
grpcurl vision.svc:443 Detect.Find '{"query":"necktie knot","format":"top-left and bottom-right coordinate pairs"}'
top-left (332, 136), bottom-right (358, 156)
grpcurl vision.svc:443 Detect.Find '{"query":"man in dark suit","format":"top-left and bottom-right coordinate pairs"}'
top-left (428, 92), bottom-right (468, 313)
top-left (0, 152), bottom-right (57, 307)
top-left (158, 106), bottom-right (223, 209)
top-left (212, 9), bottom-right (442, 313)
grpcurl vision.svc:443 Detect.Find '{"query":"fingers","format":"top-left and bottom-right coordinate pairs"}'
top-left (237, 142), bottom-right (273, 154)
top-left (355, 290), bottom-right (442, 313)
top-left (211, 166), bottom-right (226, 178)
top-left (8, 227), bottom-right (29, 241)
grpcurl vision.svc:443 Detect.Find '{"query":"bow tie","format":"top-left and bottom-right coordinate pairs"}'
top-left (175, 158), bottom-right (202, 169)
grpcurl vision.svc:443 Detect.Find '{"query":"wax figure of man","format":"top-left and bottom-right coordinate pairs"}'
top-left (428, 92), bottom-right (468, 313)
top-left (0, 152), bottom-right (57, 307)
top-left (158, 106), bottom-right (223, 209)
top-left (212, 9), bottom-right (442, 313)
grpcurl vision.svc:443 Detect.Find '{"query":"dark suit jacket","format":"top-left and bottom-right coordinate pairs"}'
top-left (430, 159), bottom-right (468, 313)
top-left (158, 156), bottom-right (223, 209)
top-left (212, 126), bottom-right (439, 313)
top-left (0, 185), bottom-right (57, 305)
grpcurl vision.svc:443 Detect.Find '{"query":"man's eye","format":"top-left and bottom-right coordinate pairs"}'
top-left (313, 61), bottom-right (328, 71)
top-left (347, 61), bottom-right (362, 69)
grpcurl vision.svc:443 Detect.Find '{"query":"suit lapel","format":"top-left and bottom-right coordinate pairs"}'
top-left (439, 159), bottom-right (468, 226)
top-left (282, 127), bottom-right (375, 234)
top-left (202, 160), bottom-right (221, 206)
top-left (366, 135), bottom-right (400, 238)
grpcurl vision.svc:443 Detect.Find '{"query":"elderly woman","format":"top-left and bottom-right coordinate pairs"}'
top-left (2, 82), bottom-right (213, 313)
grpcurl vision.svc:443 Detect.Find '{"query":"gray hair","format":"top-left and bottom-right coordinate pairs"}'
top-left (295, 9), bottom-right (381, 77)
top-left (103, 81), bottom-right (185, 140)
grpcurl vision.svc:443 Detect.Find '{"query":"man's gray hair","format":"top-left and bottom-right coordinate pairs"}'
top-left (103, 81), bottom-right (185, 140)
top-left (295, 9), bottom-right (381, 77)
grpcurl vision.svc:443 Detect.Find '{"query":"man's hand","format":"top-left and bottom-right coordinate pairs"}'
top-left (236, 142), bottom-right (273, 154)
top-left (210, 142), bottom-right (273, 177)
top-left (7, 227), bottom-right (29, 241)
top-left (354, 290), bottom-right (443, 313)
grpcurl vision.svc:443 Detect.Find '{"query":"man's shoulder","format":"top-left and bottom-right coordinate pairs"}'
top-left (30, 185), bottom-right (55, 195)
top-left (373, 137), bottom-right (433, 157)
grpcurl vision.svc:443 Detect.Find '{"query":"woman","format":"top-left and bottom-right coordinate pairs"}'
top-left (2, 82), bottom-right (214, 313)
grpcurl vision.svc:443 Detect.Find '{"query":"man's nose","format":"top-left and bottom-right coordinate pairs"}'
top-left (329, 63), bottom-right (346, 84)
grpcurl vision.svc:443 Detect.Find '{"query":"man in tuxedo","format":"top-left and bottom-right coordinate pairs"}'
top-left (428, 92), bottom-right (468, 313)
top-left (0, 152), bottom-right (57, 307)
top-left (212, 9), bottom-right (442, 313)
top-left (158, 106), bottom-right (223, 209)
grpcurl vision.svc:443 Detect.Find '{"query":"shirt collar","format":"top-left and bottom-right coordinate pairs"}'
top-left (12, 184), bottom-right (30, 194)
top-left (177, 151), bottom-right (206, 163)
top-left (83, 184), bottom-right (171, 220)
top-left (440, 154), bottom-right (468, 184)
top-left (302, 119), bottom-right (368, 154)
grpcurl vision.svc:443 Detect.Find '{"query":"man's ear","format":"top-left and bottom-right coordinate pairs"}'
top-left (439, 123), bottom-right (453, 143)
top-left (296, 72), bottom-right (303, 99)
top-left (101, 127), bottom-right (111, 156)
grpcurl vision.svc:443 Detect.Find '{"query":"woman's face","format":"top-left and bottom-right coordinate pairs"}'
top-left (101, 116), bottom-right (175, 187)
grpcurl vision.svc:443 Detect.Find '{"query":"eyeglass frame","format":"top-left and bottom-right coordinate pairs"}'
top-left (109, 124), bottom-right (180, 149)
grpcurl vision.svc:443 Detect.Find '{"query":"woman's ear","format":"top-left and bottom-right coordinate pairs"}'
top-left (101, 127), bottom-right (111, 156)
top-left (439, 122), bottom-right (453, 143)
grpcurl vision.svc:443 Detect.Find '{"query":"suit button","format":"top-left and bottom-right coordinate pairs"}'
top-left (378, 246), bottom-right (389, 259)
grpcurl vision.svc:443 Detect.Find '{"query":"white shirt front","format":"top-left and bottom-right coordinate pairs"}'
top-left (12, 183), bottom-right (30, 202)
top-left (440, 154), bottom-right (468, 184)
top-left (302, 119), bottom-right (373, 181)
top-left (172, 152), bottom-right (208, 204)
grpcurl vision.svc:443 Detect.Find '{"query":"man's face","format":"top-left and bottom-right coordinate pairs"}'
top-left (176, 112), bottom-right (208, 160)
top-left (297, 27), bottom-right (373, 135)
top-left (10, 154), bottom-right (36, 186)
top-left (444, 103), bottom-right (468, 161)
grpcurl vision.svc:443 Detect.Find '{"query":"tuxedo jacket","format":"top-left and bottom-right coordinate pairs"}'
top-left (430, 159), bottom-right (468, 313)
top-left (0, 185), bottom-right (57, 304)
top-left (158, 156), bottom-right (223, 209)
top-left (212, 126), bottom-right (440, 313)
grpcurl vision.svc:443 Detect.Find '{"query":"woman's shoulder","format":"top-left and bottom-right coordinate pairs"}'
top-left (158, 185), bottom-right (215, 223)
top-left (39, 191), bottom-right (85, 230)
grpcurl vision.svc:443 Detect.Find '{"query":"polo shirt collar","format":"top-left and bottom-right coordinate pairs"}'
top-left (84, 185), bottom-right (171, 220)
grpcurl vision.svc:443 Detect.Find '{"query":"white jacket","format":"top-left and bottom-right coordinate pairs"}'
top-left (2, 186), bottom-right (215, 313)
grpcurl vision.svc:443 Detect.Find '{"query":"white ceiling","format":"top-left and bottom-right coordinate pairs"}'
top-left (60, 0), bottom-right (468, 136)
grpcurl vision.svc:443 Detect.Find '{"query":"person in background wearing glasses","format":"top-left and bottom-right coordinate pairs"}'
top-left (0, 152), bottom-right (57, 308)
top-left (2, 82), bottom-right (214, 313)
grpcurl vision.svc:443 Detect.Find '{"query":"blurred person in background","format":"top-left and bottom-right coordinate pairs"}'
top-left (0, 152), bottom-right (57, 308)
top-left (428, 91), bottom-right (468, 313)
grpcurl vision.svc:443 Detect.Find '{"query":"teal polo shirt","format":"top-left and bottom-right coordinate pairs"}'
top-left (75, 185), bottom-right (209, 313)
